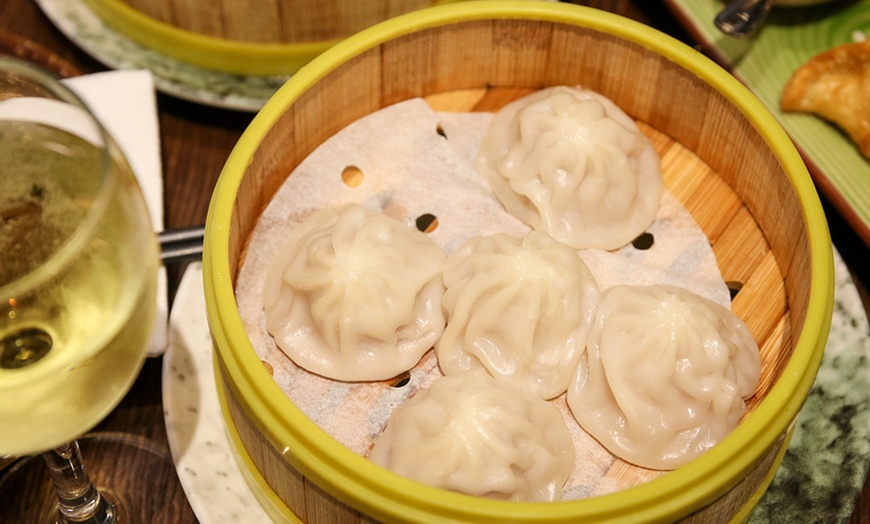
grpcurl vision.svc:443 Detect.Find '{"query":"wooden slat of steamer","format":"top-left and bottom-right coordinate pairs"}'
top-left (117, 0), bottom-right (224, 39)
top-left (114, 0), bottom-right (311, 42)
top-left (220, 0), bottom-right (281, 42)
top-left (117, 0), bottom-right (439, 43)
top-left (115, 0), bottom-right (172, 25)
top-left (172, 1), bottom-right (225, 40)
top-left (713, 207), bottom-right (770, 286)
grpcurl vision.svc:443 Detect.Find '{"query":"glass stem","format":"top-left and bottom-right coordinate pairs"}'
top-left (41, 440), bottom-right (116, 524)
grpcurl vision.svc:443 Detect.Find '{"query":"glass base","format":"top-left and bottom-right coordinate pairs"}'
top-left (0, 432), bottom-right (195, 523)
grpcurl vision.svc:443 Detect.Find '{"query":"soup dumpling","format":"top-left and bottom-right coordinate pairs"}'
top-left (567, 284), bottom-right (761, 470)
top-left (263, 203), bottom-right (446, 381)
top-left (476, 85), bottom-right (663, 251)
top-left (370, 369), bottom-right (575, 502)
top-left (436, 231), bottom-right (600, 399)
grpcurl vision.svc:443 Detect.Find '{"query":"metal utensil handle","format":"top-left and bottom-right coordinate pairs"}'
top-left (714, 0), bottom-right (776, 37)
top-left (158, 225), bottom-right (204, 264)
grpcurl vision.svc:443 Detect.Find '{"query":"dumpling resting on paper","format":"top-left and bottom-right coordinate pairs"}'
top-left (436, 231), bottom-right (600, 399)
top-left (476, 85), bottom-right (663, 251)
top-left (567, 284), bottom-right (761, 470)
top-left (263, 203), bottom-right (446, 381)
top-left (370, 369), bottom-right (575, 501)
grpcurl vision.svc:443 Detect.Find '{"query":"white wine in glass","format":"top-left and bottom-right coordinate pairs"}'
top-left (0, 57), bottom-right (158, 522)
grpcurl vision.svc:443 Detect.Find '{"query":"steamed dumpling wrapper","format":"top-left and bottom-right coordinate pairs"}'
top-left (436, 231), bottom-right (601, 399)
top-left (476, 86), bottom-right (663, 251)
top-left (370, 369), bottom-right (575, 502)
top-left (567, 285), bottom-right (761, 470)
top-left (263, 203), bottom-right (447, 381)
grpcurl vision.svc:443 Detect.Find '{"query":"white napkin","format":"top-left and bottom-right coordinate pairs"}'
top-left (62, 70), bottom-right (167, 357)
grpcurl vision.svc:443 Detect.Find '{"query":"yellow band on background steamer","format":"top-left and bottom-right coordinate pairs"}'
top-left (80, 0), bottom-right (344, 76)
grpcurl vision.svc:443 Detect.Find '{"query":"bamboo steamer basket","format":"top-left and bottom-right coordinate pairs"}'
top-left (80, 0), bottom-right (448, 75)
top-left (203, 2), bottom-right (834, 522)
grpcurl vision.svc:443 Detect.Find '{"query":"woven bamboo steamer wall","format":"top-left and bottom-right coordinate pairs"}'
top-left (203, 2), bottom-right (834, 522)
top-left (81, 0), bottom-right (447, 75)
top-left (113, 0), bottom-right (436, 43)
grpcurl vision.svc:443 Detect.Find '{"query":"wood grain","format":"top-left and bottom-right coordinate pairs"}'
top-left (109, 0), bottom-right (438, 43)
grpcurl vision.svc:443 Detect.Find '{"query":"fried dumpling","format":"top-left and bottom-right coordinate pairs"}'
top-left (781, 39), bottom-right (870, 159)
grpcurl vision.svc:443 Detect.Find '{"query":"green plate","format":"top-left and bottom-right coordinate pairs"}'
top-left (664, 0), bottom-right (870, 245)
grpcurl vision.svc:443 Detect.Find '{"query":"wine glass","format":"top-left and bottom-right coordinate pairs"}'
top-left (0, 56), bottom-right (158, 522)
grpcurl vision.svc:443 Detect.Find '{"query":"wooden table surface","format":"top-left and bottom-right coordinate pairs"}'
top-left (1, 0), bottom-right (867, 522)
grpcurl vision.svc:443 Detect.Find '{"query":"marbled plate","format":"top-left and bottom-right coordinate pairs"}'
top-left (34, 0), bottom-right (287, 112)
top-left (163, 263), bottom-right (270, 522)
top-left (163, 251), bottom-right (870, 522)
